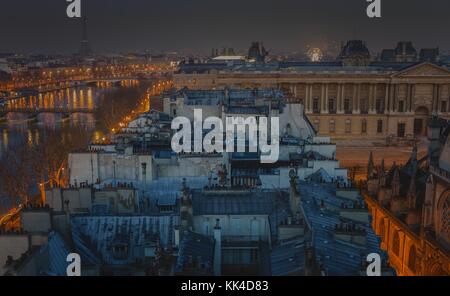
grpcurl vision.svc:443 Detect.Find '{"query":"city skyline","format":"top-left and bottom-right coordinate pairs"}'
top-left (0, 0), bottom-right (449, 279)
top-left (1, 0), bottom-right (450, 54)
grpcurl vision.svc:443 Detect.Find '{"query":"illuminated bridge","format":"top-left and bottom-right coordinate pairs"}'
top-left (0, 107), bottom-right (97, 119)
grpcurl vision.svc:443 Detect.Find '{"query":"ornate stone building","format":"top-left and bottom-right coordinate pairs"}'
top-left (174, 41), bottom-right (450, 140)
top-left (364, 117), bottom-right (450, 275)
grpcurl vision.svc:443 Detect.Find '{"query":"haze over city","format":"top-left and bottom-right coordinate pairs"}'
top-left (1, 0), bottom-right (450, 54)
top-left (0, 0), bottom-right (449, 280)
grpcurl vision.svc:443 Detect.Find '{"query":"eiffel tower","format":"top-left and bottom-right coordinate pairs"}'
top-left (79, 17), bottom-right (92, 58)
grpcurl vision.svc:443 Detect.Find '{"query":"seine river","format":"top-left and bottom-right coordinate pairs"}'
top-left (0, 80), bottom-right (142, 212)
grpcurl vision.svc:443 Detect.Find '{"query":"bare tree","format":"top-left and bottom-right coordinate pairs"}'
top-left (0, 126), bottom-right (90, 206)
top-left (95, 81), bottom-right (150, 132)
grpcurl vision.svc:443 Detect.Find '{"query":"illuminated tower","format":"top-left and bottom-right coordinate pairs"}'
top-left (79, 17), bottom-right (92, 58)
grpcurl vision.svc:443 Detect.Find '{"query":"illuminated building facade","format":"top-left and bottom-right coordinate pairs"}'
top-left (364, 117), bottom-right (450, 275)
top-left (174, 41), bottom-right (450, 140)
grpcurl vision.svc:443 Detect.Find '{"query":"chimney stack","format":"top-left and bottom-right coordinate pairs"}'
top-left (213, 219), bottom-right (221, 276)
top-left (174, 226), bottom-right (180, 248)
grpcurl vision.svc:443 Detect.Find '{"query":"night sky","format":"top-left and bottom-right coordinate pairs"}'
top-left (0, 0), bottom-right (449, 54)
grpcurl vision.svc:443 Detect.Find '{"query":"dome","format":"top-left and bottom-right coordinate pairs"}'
top-left (394, 41), bottom-right (417, 56)
top-left (338, 40), bottom-right (371, 59)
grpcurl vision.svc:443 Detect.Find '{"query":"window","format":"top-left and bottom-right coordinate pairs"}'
top-left (376, 99), bottom-right (384, 114)
top-left (329, 120), bottom-right (335, 133)
top-left (392, 231), bottom-right (400, 256)
top-left (441, 196), bottom-right (450, 243)
top-left (361, 119), bottom-right (367, 134)
top-left (397, 123), bottom-right (406, 138)
top-left (344, 98), bottom-right (351, 114)
top-left (231, 218), bottom-right (241, 235)
top-left (378, 220), bottom-right (385, 241)
top-left (441, 101), bottom-right (448, 113)
top-left (377, 120), bottom-right (383, 134)
top-left (360, 98), bottom-right (368, 114)
top-left (313, 97), bottom-right (320, 114)
top-left (328, 98), bottom-right (336, 114)
top-left (313, 119), bottom-right (320, 132)
top-left (345, 119), bottom-right (352, 133)
top-left (408, 245), bottom-right (417, 273)
top-left (398, 100), bottom-right (405, 112)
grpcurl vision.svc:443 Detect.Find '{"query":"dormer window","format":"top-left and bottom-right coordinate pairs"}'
top-left (112, 243), bottom-right (129, 260)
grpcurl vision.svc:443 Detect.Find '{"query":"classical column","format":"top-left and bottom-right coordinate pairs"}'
top-left (320, 83), bottom-right (326, 113)
top-left (355, 83), bottom-right (361, 114)
top-left (395, 84), bottom-right (400, 113)
top-left (405, 84), bottom-right (411, 113)
top-left (389, 83), bottom-right (395, 113)
top-left (432, 84), bottom-right (438, 113)
top-left (352, 84), bottom-right (358, 114)
top-left (305, 84), bottom-right (310, 112)
top-left (306, 83), bottom-right (313, 113)
top-left (409, 84), bottom-right (415, 113)
top-left (337, 83), bottom-right (342, 114)
top-left (369, 84), bottom-right (376, 114)
top-left (384, 83), bottom-right (389, 114)
top-left (436, 84), bottom-right (441, 113)
top-left (324, 83), bottom-right (329, 114)
top-left (339, 83), bottom-right (345, 114)
top-left (447, 84), bottom-right (450, 113)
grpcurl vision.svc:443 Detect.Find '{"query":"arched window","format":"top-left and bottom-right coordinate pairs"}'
top-left (378, 219), bottom-right (385, 241)
top-left (392, 231), bottom-right (400, 256)
top-left (408, 245), bottom-right (417, 273)
top-left (440, 196), bottom-right (450, 243)
top-left (430, 263), bottom-right (444, 276)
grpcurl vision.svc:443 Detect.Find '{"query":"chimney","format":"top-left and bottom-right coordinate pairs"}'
top-left (289, 170), bottom-right (300, 213)
top-left (129, 231), bottom-right (134, 260)
top-left (213, 219), bottom-right (221, 276)
top-left (174, 226), bottom-right (180, 248)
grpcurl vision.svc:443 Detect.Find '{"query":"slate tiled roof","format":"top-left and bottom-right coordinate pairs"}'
top-left (71, 215), bottom-right (179, 265)
top-left (192, 190), bottom-right (275, 216)
top-left (46, 232), bottom-right (71, 276)
top-left (296, 181), bottom-right (390, 276)
top-left (270, 238), bottom-right (305, 276)
top-left (175, 231), bottom-right (215, 274)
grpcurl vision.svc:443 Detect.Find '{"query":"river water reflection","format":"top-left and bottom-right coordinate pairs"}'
top-left (0, 80), bottom-right (141, 211)
top-left (0, 80), bottom-right (139, 155)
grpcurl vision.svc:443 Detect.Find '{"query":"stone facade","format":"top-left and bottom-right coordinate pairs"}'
top-left (363, 118), bottom-right (450, 275)
top-left (174, 62), bottom-right (450, 140)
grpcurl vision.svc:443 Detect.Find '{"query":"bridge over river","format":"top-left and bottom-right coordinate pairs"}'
top-left (0, 106), bottom-right (97, 121)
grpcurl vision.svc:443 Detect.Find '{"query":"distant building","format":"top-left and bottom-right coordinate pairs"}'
top-left (393, 41), bottom-right (418, 63)
top-left (211, 47), bottom-right (236, 58)
top-left (174, 41), bottom-right (450, 141)
top-left (419, 48), bottom-right (440, 63)
top-left (337, 40), bottom-right (371, 67)
top-left (248, 42), bottom-right (268, 63)
top-left (380, 42), bottom-right (440, 64)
